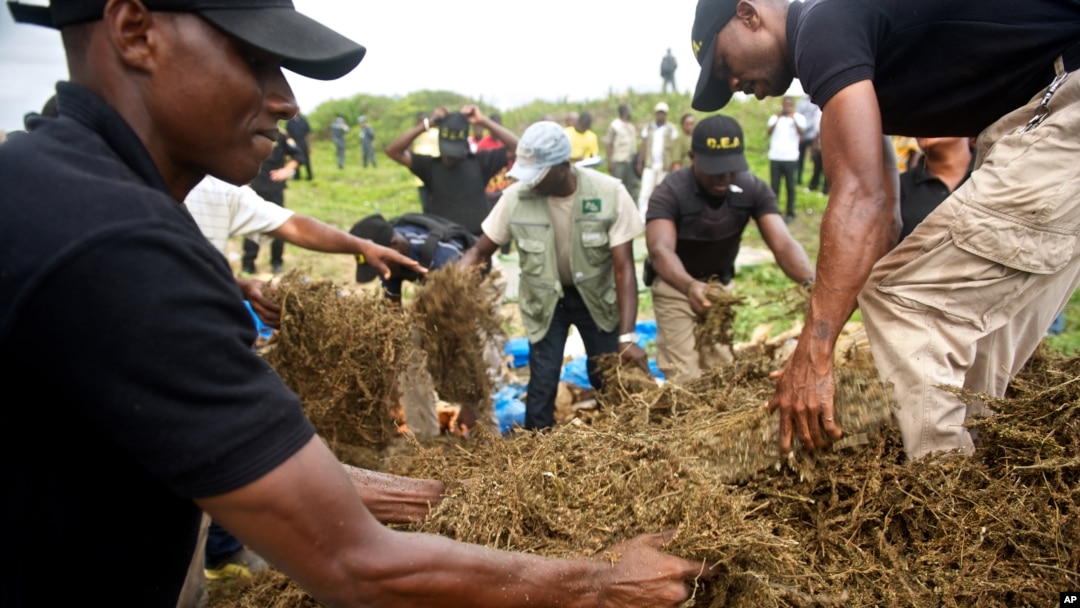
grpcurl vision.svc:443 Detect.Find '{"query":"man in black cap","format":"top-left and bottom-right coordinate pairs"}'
top-left (0, 1), bottom-right (705, 606)
top-left (385, 105), bottom-right (518, 235)
top-left (349, 213), bottom-right (476, 302)
top-left (689, 0), bottom-right (1080, 460)
top-left (645, 114), bottom-right (813, 382)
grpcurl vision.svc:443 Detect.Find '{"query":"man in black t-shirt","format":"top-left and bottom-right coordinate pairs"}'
top-left (0, 3), bottom-right (705, 606)
top-left (385, 106), bottom-right (518, 235)
top-left (645, 115), bottom-right (813, 381)
top-left (690, 0), bottom-right (1080, 460)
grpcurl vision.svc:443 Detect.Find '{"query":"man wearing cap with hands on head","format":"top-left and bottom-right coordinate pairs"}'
top-left (460, 121), bottom-right (651, 431)
top-left (645, 114), bottom-right (813, 382)
top-left (689, 0), bottom-right (1080, 460)
top-left (386, 105), bottom-right (518, 236)
top-left (637, 101), bottom-right (679, 218)
top-left (0, 1), bottom-right (709, 606)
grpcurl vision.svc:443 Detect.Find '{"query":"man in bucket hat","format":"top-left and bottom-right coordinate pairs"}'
top-left (690, 0), bottom-right (1080, 460)
top-left (0, 1), bottom-right (706, 605)
top-left (460, 122), bottom-right (651, 430)
top-left (645, 114), bottom-right (813, 382)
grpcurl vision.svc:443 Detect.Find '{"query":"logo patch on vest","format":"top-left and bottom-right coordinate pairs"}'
top-left (582, 198), bottom-right (602, 214)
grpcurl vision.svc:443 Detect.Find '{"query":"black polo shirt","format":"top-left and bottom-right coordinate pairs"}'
top-left (645, 168), bottom-right (780, 283)
top-left (0, 82), bottom-right (314, 607)
top-left (899, 159), bottom-right (974, 241)
top-left (410, 148), bottom-right (509, 235)
top-left (789, 0), bottom-right (1080, 136)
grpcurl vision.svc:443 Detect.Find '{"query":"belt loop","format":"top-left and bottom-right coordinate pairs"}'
top-left (1055, 55), bottom-right (1065, 78)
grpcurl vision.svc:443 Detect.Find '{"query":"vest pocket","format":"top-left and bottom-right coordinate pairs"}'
top-left (578, 221), bottom-right (611, 266)
top-left (517, 238), bottom-right (547, 276)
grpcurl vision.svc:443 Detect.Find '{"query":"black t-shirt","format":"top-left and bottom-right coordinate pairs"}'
top-left (645, 168), bottom-right (780, 283)
top-left (0, 83), bottom-right (314, 607)
top-left (789, 0), bottom-right (1080, 136)
top-left (410, 148), bottom-right (509, 235)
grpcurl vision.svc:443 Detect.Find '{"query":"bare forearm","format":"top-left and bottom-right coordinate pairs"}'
top-left (484, 117), bottom-right (519, 151)
top-left (650, 247), bottom-right (696, 294)
top-left (269, 215), bottom-right (365, 254)
top-left (613, 247), bottom-right (639, 335)
top-left (385, 124), bottom-right (425, 165)
top-left (343, 465), bottom-right (445, 524)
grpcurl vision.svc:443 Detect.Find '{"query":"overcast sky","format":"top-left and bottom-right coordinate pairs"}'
top-left (1, 0), bottom-right (712, 132)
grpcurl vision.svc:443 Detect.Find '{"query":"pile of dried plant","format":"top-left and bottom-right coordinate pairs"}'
top-left (220, 283), bottom-right (1079, 608)
top-left (261, 273), bottom-right (411, 460)
top-left (692, 282), bottom-right (744, 366)
top-left (410, 265), bottom-right (505, 419)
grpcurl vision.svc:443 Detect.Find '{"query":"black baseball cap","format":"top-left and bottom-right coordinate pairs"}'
top-left (6, 0), bottom-right (366, 81)
top-left (438, 112), bottom-right (471, 159)
top-left (691, 114), bottom-right (748, 175)
top-left (349, 214), bottom-right (395, 283)
top-left (691, 0), bottom-right (739, 111)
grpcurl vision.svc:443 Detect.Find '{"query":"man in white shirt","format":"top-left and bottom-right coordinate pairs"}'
top-left (766, 96), bottom-right (806, 222)
top-left (185, 176), bottom-right (420, 326)
top-left (636, 101), bottom-right (678, 218)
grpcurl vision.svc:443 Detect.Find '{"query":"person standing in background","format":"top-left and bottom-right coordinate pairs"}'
top-left (359, 115), bottom-right (377, 168)
top-left (286, 111), bottom-right (312, 180)
top-left (331, 116), bottom-right (350, 169)
top-left (765, 96), bottom-right (805, 223)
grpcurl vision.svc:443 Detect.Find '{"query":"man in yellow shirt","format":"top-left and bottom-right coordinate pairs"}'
top-left (564, 111), bottom-right (600, 162)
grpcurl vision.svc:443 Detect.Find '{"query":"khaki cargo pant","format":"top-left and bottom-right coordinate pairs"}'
top-left (652, 276), bottom-right (733, 382)
top-left (858, 59), bottom-right (1080, 460)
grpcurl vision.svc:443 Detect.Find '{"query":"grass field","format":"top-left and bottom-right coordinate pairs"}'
top-left (237, 91), bottom-right (1080, 355)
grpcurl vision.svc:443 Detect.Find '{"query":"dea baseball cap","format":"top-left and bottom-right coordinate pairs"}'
top-left (691, 0), bottom-right (739, 111)
top-left (7, 0), bottom-right (366, 81)
top-left (691, 114), bottom-right (748, 174)
top-left (507, 121), bottom-right (572, 188)
top-left (437, 112), bottom-right (471, 159)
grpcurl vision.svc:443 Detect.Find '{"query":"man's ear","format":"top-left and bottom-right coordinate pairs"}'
top-left (734, 0), bottom-right (763, 30)
top-left (102, 0), bottom-right (158, 73)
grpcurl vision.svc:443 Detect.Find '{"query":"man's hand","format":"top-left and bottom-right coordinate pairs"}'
top-left (686, 280), bottom-right (715, 316)
top-left (766, 339), bottom-right (843, 454)
top-left (236, 277), bottom-right (281, 328)
top-left (461, 104), bottom-right (485, 124)
top-left (357, 239), bottom-right (426, 280)
top-left (431, 106), bottom-right (449, 125)
top-left (619, 342), bottom-right (650, 375)
top-left (594, 532), bottom-right (712, 608)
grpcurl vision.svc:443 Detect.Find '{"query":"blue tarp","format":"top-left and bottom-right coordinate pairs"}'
top-left (493, 383), bottom-right (527, 433)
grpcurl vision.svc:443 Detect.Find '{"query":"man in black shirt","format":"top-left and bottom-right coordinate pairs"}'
top-left (898, 137), bottom-right (973, 242)
top-left (286, 111), bottom-right (313, 180)
top-left (690, 0), bottom-right (1080, 460)
top-left (385, 105), bottom-right (517, 235)
top-left (645, 115), bottom-right (813, 381)
top-left (242, 129), bottom-right (304, 274)
top-left (0, 1), bottom-right (704, 606)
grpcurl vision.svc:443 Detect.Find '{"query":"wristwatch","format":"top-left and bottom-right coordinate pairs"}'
top-left (618, 332), bottom-right (639, 344)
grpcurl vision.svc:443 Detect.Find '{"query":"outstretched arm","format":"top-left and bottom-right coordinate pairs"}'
top-left (767, 80), bottom-right (899, 454)
top-left (458, 234), bottom-right (500, 269)
top-left (269, 215), bottom-right (423, 280)
top-left (197, 436), bottom-right (706, 608)
top-left (756, 213), bottom-right (814, 285)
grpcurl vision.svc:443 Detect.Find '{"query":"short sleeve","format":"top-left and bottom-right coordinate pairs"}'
top-left (608, 185), bottom-right (645, 248)
top-left (12, 224), bottom-right (314, 499)
top-left (645, 171), bottom-right (681, 223)
top-left (480, 186), bottom-right (516, 246)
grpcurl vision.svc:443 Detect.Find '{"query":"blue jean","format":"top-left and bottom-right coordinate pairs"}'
top-left (525, 287), bottom-right (618, 430)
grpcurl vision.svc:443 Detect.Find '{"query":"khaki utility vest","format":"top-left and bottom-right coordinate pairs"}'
top-left (506, 168), bottom-right (621, 343)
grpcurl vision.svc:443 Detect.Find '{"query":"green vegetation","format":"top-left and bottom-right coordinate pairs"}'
top-left (260, 88), bottom-right (1077, 353)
